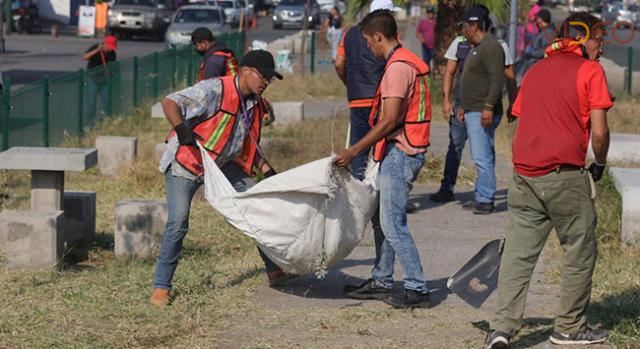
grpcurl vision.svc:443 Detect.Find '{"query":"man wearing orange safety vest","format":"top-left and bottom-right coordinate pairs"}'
top-left (191, 27), bottom-right (239, 80)
top-left (335, 10), bottom-right (432, 309)
top-left (151, 50), bottom-right (286, 307)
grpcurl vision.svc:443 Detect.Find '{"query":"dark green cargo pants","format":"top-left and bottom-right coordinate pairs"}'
top-left (492, 169), bottom-right (597, 337)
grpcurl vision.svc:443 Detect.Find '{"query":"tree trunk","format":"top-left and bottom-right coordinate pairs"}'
top-left (435, 0), bottom-right (464, 66)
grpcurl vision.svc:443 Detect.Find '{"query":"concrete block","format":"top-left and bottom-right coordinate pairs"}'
top-left (0, 210), bottom-right (64, 268)
top-left (155, 143), bottom-right (167, 162)
top-left (610, 167), bottom-right (640, 246)
top-left (95, 136), bottom-right (138, 176)
top-left (0, 147), bottom-right (97, 172)
top-left (31, 170), bottom-right (64, 211)
top-left (271, 101), bottom-right (304, 126)
top-left (114, 200), bottom-right (167, 259)
top-left (63, 191), bottom-right (96, 261)
top-left (151, 102), bottom-right (164, 119)
top-left (589, 133), bottom-right (640, 164)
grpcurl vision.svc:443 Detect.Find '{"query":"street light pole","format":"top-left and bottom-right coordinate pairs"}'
top-left (0, 0), bottom-right (5, 53)
top-left (509, 0), bottom-right (518, 61)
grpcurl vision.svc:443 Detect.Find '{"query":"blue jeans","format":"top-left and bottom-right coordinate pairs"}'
top-left (440, 106), bottom-right (468, 193)
top-left (464, 111), bottom-right (502, 204)
top-left (85, 77), bottom-right (109, 123)
top-left (153, 162), bottom-right (280, 290)
top-left (421, 44), bottom-right (435, 67)
top-left (349, 107), bottom-right (373, 180)
top-left (371, 144), bottom-right (428, 292)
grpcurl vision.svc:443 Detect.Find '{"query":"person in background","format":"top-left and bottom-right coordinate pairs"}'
top-left (457, 6), bottom-right (505, 214)
top-left (429, 7), bottom-right (517, 204)
top-left (521, 8), bottom-right (556, 75)
top-left (416, 6), bottom-right (436, 69)
top-left (191, 27), bottom-right (239, 80)
top-left (486, 12), bottom-right (612, 349)
top-left (334, 0), bottom-right (392, 180)
top-left (323, 6), bottom-right (343, 62)
top-left (83, 35), bottom-right (117, 122)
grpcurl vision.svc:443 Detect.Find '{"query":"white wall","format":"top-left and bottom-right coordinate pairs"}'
top-left (38, 0), bottom-right (71, 24)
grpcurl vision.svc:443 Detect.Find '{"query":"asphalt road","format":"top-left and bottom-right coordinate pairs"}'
top-left (0, 16), bottom-right (298, 89)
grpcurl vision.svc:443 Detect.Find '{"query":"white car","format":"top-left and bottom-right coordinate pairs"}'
top-left (315, 0), bottom-right (344, 13)
top-left (165, 5), bottom-right (228, 48)
top-left (209, 0), bottom-right (254, 27)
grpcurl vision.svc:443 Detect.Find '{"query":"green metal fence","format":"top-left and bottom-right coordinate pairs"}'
top-left (0, 31), bottom-right (245, 151)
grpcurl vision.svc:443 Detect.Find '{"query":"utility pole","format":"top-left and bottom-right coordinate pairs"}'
top-left (0, 0), bottom-right (5, 53)
top-left (509, 0), bottom-right (518, 61)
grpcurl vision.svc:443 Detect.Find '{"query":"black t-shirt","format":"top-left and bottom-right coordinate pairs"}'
top-left (85, 44), bottom-right (117, 69)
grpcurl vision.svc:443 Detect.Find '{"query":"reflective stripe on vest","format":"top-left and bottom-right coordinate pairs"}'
top-left (369, 47), bottom-right (432, 162)
top-left (172, 76), bottom-right (263, 176)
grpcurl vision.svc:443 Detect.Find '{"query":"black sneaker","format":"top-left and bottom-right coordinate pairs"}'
top-left (485, 330), bottom-right (510, 349)
top-left (429, 189), bottom-right (454, 203)
top-left (549, 327), bottom-right (607, 345)
top-left (343, 279), bottom-right (392, 300)
top-left (473, 202), bottom-right (495, 215)
top-left (383, 289), bottom-right (431, 309)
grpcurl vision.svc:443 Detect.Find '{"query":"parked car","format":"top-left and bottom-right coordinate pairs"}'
top-left (165, 5), bottom-right (227, 48)
top-left (272, 0), bottom-right (320, 29)
top-left (602, 1), bottom-right (640, 29)
top-left (315, 0), bottom-right (344, 13)
top-left (209, 0), bottom-right (253, 27)
top-left (107, 0), bottom-right (176, 40)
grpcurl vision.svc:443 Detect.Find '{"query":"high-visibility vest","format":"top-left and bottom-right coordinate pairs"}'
top-left (95, 3), bottom-right (108, 30)
top-left (172, 76), bottom-right (264, 177)
top-left (369, 46), bottom-right (432, 162)
top-left (198, 49), bottom-right (239, 81)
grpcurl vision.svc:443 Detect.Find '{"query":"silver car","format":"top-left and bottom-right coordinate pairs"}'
top-left (209, 0), bottom-right (253, 28)
top-left (272, 0), bottom-right (321, 29)
top-left (165, 5), bottom-right (227, 48)
top-left (107, 0), bottom-right (176, 41)
top-left (602, 1), bottom-right (640, 29)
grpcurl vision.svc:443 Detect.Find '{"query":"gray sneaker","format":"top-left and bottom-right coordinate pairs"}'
top-left (549, 327), bottom-right (607, 345)
top-left (485, 330), bottom-right (510, 349)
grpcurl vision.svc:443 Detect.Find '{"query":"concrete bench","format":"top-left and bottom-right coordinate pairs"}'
top-left (151, 102), bottom-right (164, 119)
top-left (589, 133), bottom-right (640, 164)
top-left (0, 210), bottom-right (64, 268)
top-left (271, 101), bottom-right (304, 126)
top-left (114, 200), bottom-right (167, 259)
top-left (0, 147), bottom-right (97, 211)
top-left (610, 167), bottom-right (640, 246)
top-left (95, 136), bottom-right (137, 176)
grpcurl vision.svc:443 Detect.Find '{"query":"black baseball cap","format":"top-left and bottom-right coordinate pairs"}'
top-left (240, 50), bottom-right (283, 80)
top-left (461, 5), bottom-right (490, 23)
top-left (191, 27), bottom-right (214, 44)
top-left (537, 9), bottom-right (552, 24)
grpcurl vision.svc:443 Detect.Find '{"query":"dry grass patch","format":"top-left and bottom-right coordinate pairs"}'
top-left (263, 72), bottom-right (345, 102)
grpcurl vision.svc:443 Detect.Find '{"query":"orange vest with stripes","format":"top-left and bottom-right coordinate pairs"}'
top-left (198, 50), bottom-right (239, 81)
top-left (173, 76), bottom-right (264, 177)
top-left (369, 47), bottom-right (432, 162)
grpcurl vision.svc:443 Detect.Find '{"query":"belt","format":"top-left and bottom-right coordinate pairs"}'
top-left (552, 165), bottom-right (584, 174)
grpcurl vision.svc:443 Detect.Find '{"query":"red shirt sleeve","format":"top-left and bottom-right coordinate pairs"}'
top-left (512, 93), bottom-right (522, 117)
top-left (584, 62), bottom-right (614, 110)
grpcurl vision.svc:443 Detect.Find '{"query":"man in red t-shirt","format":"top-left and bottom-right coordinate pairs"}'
top-left (485, 12), bottom-right (613, 349)
top-left (415, 6), bottom-right (436, 68)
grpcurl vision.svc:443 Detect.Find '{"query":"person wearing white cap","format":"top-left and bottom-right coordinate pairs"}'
top-left (369, 0), bottom-right (395, 12)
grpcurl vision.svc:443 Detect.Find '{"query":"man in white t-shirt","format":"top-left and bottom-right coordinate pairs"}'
top-left (429, 24), bottom-right (517, 204)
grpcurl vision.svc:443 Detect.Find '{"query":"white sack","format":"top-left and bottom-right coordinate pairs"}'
top-left (201, 148), bottom-right (378, 276)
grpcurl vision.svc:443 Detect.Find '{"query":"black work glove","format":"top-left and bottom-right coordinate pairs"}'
top-left (175, 123), bottom-right (199, 147)
top-left (588, 162), bottom-right (606, 182)
top-left (264, 168), bottom-right (277, 178)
